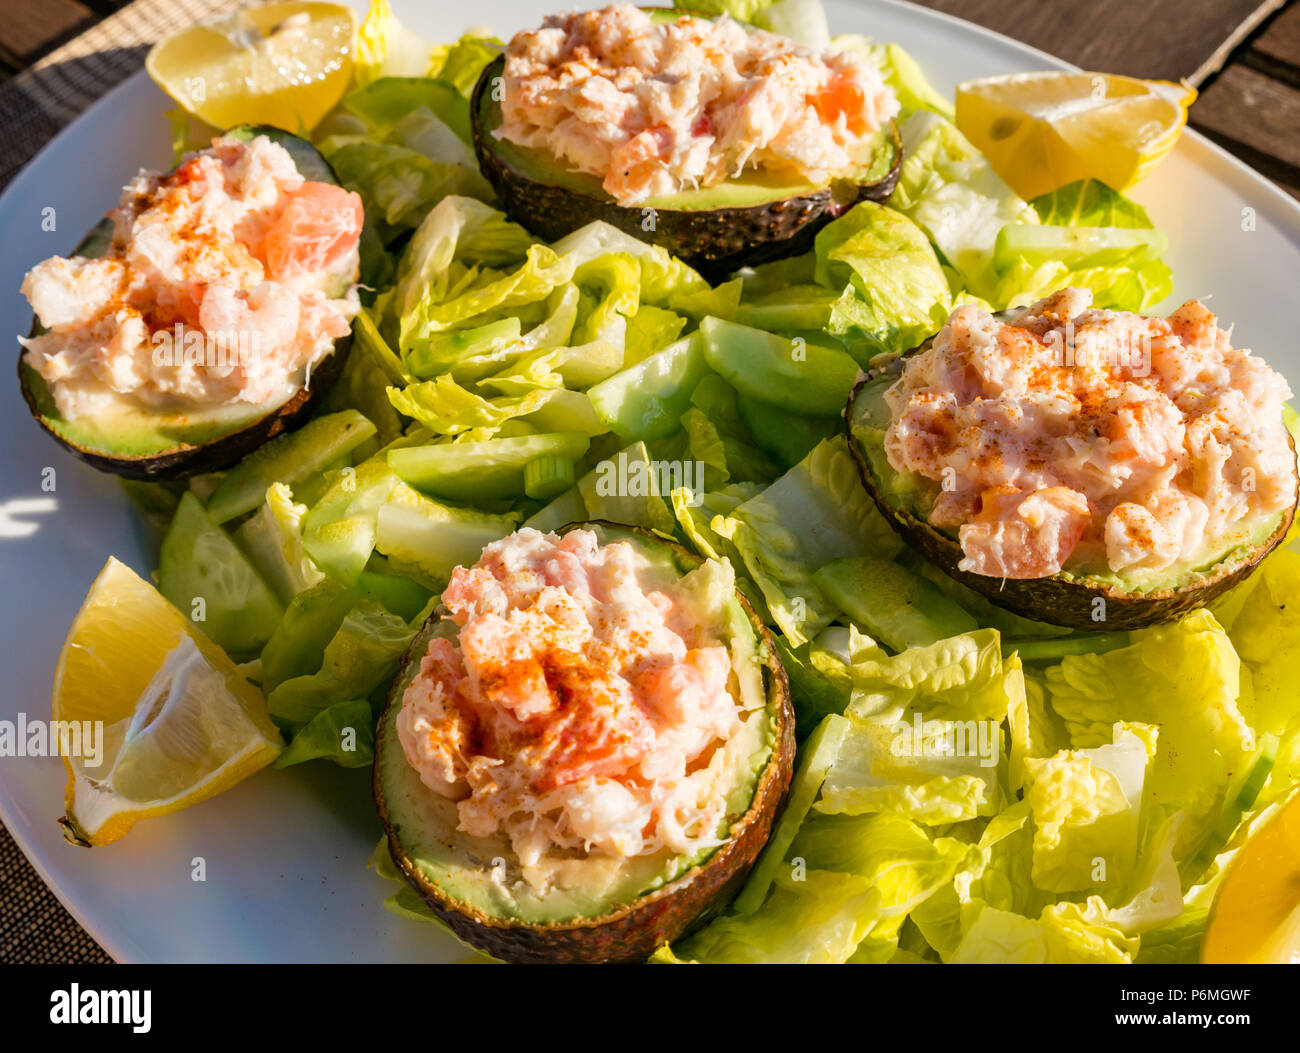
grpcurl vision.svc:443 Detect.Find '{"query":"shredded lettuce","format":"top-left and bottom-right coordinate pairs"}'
top-left (716, 438), bottom-right (902, 645)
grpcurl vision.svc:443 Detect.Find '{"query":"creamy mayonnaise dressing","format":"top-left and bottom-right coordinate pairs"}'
top-left (397, 527), bottom-right (757, 867)
top-left (497, 3), bottom-right (898, 206)
top-left (883, 288), bottom-right (1297, 579)
top-left (21, 135), bottom-right (362, 420)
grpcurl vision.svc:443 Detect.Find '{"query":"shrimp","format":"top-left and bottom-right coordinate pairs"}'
top-left (958, 485), bottom-right (1092, 578)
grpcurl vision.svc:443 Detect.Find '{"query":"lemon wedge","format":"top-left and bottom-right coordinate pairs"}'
top-left (955, 71), bottom-right (1195, 200)
top-left (1201, 792), bottom-right (1300, 964)
top-left (55, 557), bottom-right (282, 847)
top-left (145, 1), bottom-right (356, 133)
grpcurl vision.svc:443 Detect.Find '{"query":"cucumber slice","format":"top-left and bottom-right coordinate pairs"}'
top-left (699, 316), bottom-right (859, 417)
top-left (812, 556), bottom-right (978, 651)
top-left (735, 390), bottom-right (839, 469)
top-left (388, 433), bottom-right (591, 501)
top-left (158, 492), bottom-right (284, 659)
top-left (374, 497), bottom-right (517, 587)
top-left (524, 455), bottom-right (576, 499)
top-left (586, 334), bottom-right (706, 442)
top-left (206, 410), bottom-right (377, 523)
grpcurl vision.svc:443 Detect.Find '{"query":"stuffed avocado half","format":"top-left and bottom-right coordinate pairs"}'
top-left (471, 5), bottom-right (903, 278)
top-left (374, 521), bottom-right (795, 964)
top-left (18, 125), bottom-right (362, 480)
top-left (845, 290), bottom-right (1299, 631)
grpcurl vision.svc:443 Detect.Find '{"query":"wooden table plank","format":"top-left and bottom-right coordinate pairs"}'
top-left (1191, 63), bottom-right (1300, 196)
top-left (1255, 1), bottom-right (1300, 63)
top-left (908, 0), bottom-right (1285, 84)
top-left (0, 0), bottom-right (94, 65)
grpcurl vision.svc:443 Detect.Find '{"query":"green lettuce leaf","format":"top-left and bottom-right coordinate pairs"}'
top-left (715, 437), bottom-right (902, 644)
top-left (1022, 721), bottom-right (1158, 893)
top-left (267, 600), bottom-right (416, 727)
top-left (1042, 609), bottom-right (1254, 853)
top-left (813, 200), bottom-right (952, 360)
top-left (814, 714), bottom-right (999, 823)
top-left (274, 698), bottom-right (375, 768)
top-left (890, 111), bottom-right (1039, 304)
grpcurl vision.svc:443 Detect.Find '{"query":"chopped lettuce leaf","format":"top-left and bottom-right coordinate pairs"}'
top-left (716, 438), bottom-right (902, 644)
top-left (843, 628), bottom-right (1014, 724)
top-left (267, 600), bottom-right (416, 727)
top-left (813, 200), bottom-right (952, 360)
top-left (274, 698), bottom-right (375, 769)
top-left (1022, 722), bottom-right (1158, 893)
top-left (1043, 610), bottom-right (1253, 853)
top-left (891, 111), bottom-right (1039, 305)
top-left (234, 482), bottom-right (325, 605)
top-left (814, 715), bottom-right (999, 823)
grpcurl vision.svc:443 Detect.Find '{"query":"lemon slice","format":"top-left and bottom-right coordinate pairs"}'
top-left (55, 557), bottom-right (283, 847)
top-left (955, 71), bottom-right (1196, 200)
top-left (1201, 792), bottom-right (1300, 964)
top-left (145, 1), bottom-right (356, 133)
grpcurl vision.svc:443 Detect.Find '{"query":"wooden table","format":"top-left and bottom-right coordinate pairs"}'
top-left (1, 0), bottom-right (1298, 966)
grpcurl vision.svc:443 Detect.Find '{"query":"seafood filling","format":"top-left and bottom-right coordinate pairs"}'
top-left (496, 3), bottom-right (899, 207)
top-left (21, 134), bottom-right (363, 421)
top-left (882, 287), bottom-right (1298, 580)
top-left (396, 528), bottom-right (760, 869)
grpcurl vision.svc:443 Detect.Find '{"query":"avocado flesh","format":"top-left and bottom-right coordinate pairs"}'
top-left (374, 521), bottom-right (796, 963)
top-left (17, 125), bottom-right (354, 481)
top-left (845, 350), bottom-right (1298, 631)
top-left (471, 53), bottom-right (902, 279)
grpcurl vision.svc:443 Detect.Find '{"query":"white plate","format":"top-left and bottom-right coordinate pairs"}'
top-left (1, 0), bottom-right (1297, 964)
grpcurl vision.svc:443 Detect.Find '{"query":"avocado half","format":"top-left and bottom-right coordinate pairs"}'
top-left (470, 46), bottom-right (903, 279)
top-left (17, 125), bottom-right (354, 481)
top-left (845, 343), bottom-right (1299, 631)
top-left (374, 521), bottom-right (796, 963)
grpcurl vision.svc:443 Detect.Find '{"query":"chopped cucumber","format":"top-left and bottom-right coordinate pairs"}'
top-left (732, 285), bottom-right (839, 333)
top-left (1002, 633), bottom-right (1131, 661)
top-left (206, 410), bottom-right (378, 523)
top-left (158, 492), bottom-right (284, 659)
top-left (524, 455), bottom-right (576, 499)
top-left (735, 390), bottom-right (840, 469)
top-left (732, 714), bottom-right (850, 914)
top-left (586, 333), bottom-right (707, 441)
top-left (388, 432), bottom-right (591, 501)
top-left (812, 556), bottom-right (978, 651)
top-left (374, 492), bottom-right (518, 587)
top-left (699, 315), bottom-right (860, 416)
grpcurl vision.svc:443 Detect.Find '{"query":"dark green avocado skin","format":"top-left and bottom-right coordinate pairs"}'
top-left (374, 521), bottom-right (797, 964)
top-left (845, 346), bottom-right (1299, 632)
top-left (470, 55), bottom-right (903, 280)
top-left (17, 125), bottom-right (353, 481)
